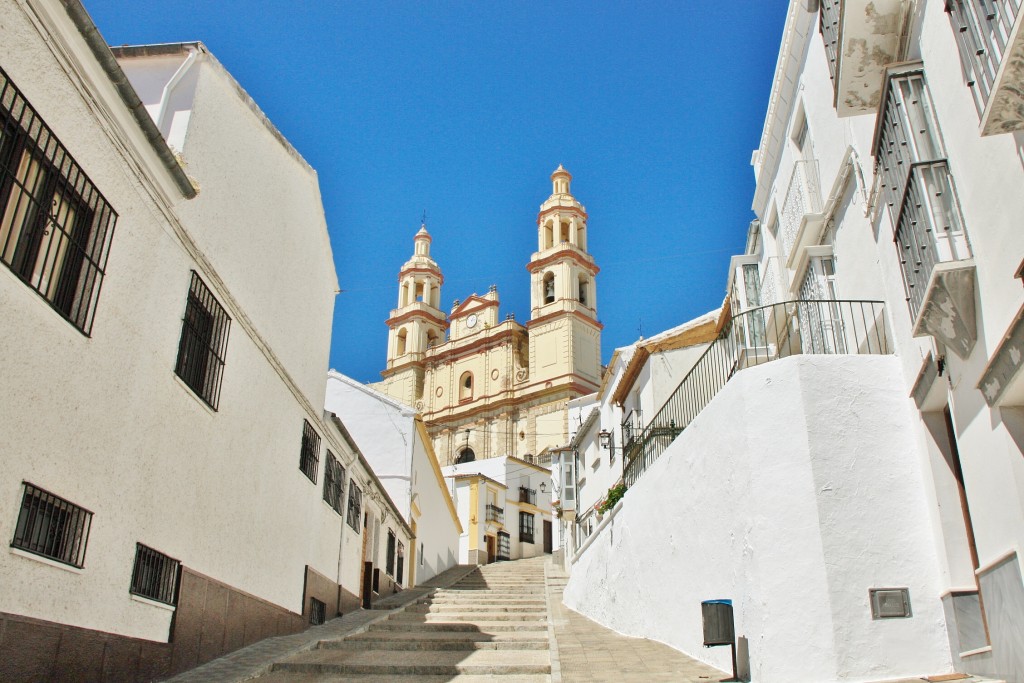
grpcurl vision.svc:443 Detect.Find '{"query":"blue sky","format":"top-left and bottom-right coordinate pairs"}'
top-left (84, 2), bottom-right (788, 383)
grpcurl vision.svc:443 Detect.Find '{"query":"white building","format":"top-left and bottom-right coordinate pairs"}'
top-left (563, 1), bottom-right (1024, 681)
top-left (0, 2), bottom-right (410, 679)
top-left (442, 456), bottom-right (553, 565)
top-left (325, 371), bottom-right (462, 584)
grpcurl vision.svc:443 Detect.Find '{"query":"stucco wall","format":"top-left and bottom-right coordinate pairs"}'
top-left (564, 355), bottom-right (951, 682)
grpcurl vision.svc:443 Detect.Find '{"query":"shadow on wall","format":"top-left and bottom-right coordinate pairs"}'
top-left (1000, 406), bottom-right (1024, 456)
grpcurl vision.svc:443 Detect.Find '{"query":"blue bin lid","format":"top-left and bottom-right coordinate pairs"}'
top-left (701, 599), bottom-right (732, 606)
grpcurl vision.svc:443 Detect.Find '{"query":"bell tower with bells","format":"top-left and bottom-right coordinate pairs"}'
top-left (527, 165), bottom-right (602, 387)
top-left (379, 222), bottom-right (448, 405)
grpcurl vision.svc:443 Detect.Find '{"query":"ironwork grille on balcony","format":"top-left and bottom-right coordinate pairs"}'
top-left (175, 272), bottom-right (231, 410)
top-left (496, 531), bottom-right (511, 561)
top-left (486, 504), bottom-right (504, 524)
top-left (0, 66), bottom-right (118, 336)
top-left (519, 511), bottom-right (535, 544)
top-left (876, 69), bottom-right (972, 319)
top-left (11, 483), bottom-right (92, 568)
top-left (946, 0), bottom-right (1022, 116)
top-left (346, 481), bottom-right (362, 532)
top-left (130, 543), bottom-right (181, 606)
top-left (322, 450), bottom-right (345, 514)
top-left (820, 0), bottom-right (841, 84)
top-left (386, 529), bottom-right (396, 576)
top-left (779, 161), bottom-right (822, 260)
top-left (299, 419), bottom-right (321, 483)
top-left (519, 486), bottom-right (537, 506)
top-left (309, 597), bottom-right (326, 625)
top-left (623, 300), bottom-right (890, 489)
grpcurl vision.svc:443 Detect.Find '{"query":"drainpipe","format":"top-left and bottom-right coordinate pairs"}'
top-left (155, 46), bottom-right (199, 143)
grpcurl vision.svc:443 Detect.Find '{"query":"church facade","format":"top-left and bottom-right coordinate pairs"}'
top-left (372, 166), bottom-right (602, 466)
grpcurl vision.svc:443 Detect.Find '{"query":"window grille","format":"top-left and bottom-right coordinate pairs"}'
top-left (174, 272), bottom-right (231, 409)
top-left (309, 597), bottom-right (326, 625)
top-left (11, 483), bottom-right (92, 568)
top-left (519, 511), bottom-right (535, 544)
top-left (299, 420), bottom-right (320, 483)
top-left (322, 450), bottom-right (345, 514)
top-left (819, 0), bottom-right (840, 84)
top-left (345, 481), bottom-right (362, 532)
top-left (396, 541), bottom-right (404, 585)
top-left (130, 543), bottom-right (181, 606)
top-left (875, 68), bottom-right (972, 318)
top-left (386, 529), bottom-right (396, 576)
top-left (945, 0), bottom-right (1021, 118)
top-left (0, 67), bottom-right (118, 335)
top-left (497, 531), bottom-right (511, 561)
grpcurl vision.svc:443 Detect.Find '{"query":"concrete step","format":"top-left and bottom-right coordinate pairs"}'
top-left (369, 620), bottom-right (547, 633)
top-left (272, 648), bottom-right (551, 676)
top-left (408, 604), bottom-right (547, 614)
top-left (321, 635), bottom-right (548, 651)
top-left (256, 673), bottom-right (550, 683)
top-left (392, 611), bottom-right (546, 622)
top-left (341, 630), bottom-right (547, 645)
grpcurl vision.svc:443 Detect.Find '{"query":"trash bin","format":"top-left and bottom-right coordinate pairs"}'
top-left (701, 599), bottom-right (735, 647)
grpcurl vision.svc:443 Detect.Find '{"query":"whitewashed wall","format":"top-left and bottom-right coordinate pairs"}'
top-left (565, 356), bottom-right (951, 682)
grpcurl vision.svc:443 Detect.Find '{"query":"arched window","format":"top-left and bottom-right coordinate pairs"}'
top-left (544, 221), bottom-right (554, 249)
top-left (457, 447), bottom-right (475, 464)
top-left (426, 329), bottom-right (439, 348)
top-left (560, 221), bottom-right (570, 243)
top-left (578, 276), bottom-right (589, 306)
top-left (396, 329), bottom-right (407, 356)
top-left (576, 223), bottom-right (587, 250)
top-left (543, 272), bottom-right (555, 304)
top-left (400, 282), bottom-right (410, 307)
top-left (459, 372), bottom-right (473, 401)
top-left (415, 282), bottom-right (425, 302)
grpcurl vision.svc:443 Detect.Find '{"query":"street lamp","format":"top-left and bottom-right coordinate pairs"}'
top-left (539, 481), bottom-right (548, 494)
top-left (598, 429), bottom-right (612, 450)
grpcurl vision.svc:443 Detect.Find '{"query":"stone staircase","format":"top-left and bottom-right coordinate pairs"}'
top-left (257, 556), bottom-right (551, 681)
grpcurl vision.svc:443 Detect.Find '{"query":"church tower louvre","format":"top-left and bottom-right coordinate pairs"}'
top-left (378, 223), bottom-right (447, 405)
top-left (527, 165), bottom-right (602, 388)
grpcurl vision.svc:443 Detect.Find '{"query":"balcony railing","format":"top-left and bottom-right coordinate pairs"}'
top-left (519, 487), bottom-right (537, 506)
top-left (820, 0), bottom-right (841, 83)
top-left (620, 410), bottom-right (641, 455)
top-left (623, 300), bottom-right (890, 488)
top-left (894, 161), bottom-right (972, 319)
top-left (946, 0), bottom-right (1022, 129)
top-left (486, 504), bottom-right (504, 524)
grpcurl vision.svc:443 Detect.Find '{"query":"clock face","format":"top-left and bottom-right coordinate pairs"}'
top-left (467, 313), bottom-right (478, 328)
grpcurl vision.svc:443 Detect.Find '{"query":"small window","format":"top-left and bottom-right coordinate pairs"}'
top-left (130, 543), bottom-right (181, 606)
top-left (420, 542), bottom-right (424, 566)
top-left (456, 447), bottom-right (475, 464)
top-left (11, 483), bottom-right (92, 568)
top-left (345, 481), bottom-right (362, 532)
top-left (309, 597), bottom-right (326, 625)
top-left (497, 531), bottom-right (510, 561)
top-left (578, 276), bottom-right (588, 306)
top-left (396, 328), bottom-right (408, 356)
top-left (299, 420), bottom-right (320, 483)
top-left (322, 450), bottom-right (345, 514)
top-left (459, 372), bottom-right (473, 401)
top-left (396, 541), bottom-right (405, 585)
top-left (519, 511), bottom-right (535, 544)
top-left (175, 272), bottom-right (231, 410)
top-left (0, 66), bottom-right (118, 336)
top-left (386, 529), bottom-right (396, 577)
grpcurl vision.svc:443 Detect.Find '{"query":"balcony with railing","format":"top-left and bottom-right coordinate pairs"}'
top-left (946, 0), bottom-right (1024, 134)
top-left (486, 504), bottom-right (504, 525)
top-left (496, 531), bottom-right (511, 561)
top-left (819, 0), bottom-right (908, 116)
top-left (519, 487), bottom-right (537, 506)
top-left (623, 299), bottom-right (890, 488)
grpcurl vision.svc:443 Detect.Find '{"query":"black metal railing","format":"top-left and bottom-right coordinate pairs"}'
top-left (519, 486), bottom-right (536, 506)
top-left (11, 482), bottom-right (92, 568)
top-left (309, 597), bottom-right (326, 625)
top-left (496, 531), bottom-right (511, 561)
top-left (819, 0), bottom-right (841, 84)
top-left (894, 162), bottom-right (972, 319)
top-left (299, 419), bottom-right (320, 484)
top-left (946, 0), bottom-right (1021, 117)
top-left (486, 504), bottom-right (504, 524)
top-left (131, 543), bottom-right (181, 606)
top-left (620, 410), bottom-right (641, 455)
top-left (623, 300), bottom-right (890, 488)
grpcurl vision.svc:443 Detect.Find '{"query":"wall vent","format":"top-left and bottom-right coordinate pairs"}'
top-left (869, 588), bottom-right (911, 619)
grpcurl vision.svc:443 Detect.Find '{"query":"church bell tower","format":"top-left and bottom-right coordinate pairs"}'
top-left (527, 165), bottom-right (602, 387)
